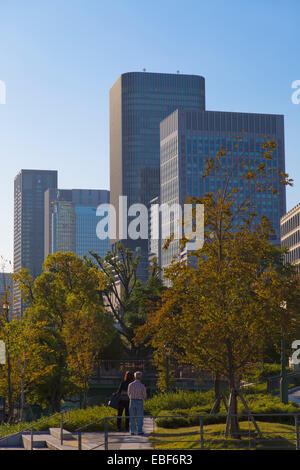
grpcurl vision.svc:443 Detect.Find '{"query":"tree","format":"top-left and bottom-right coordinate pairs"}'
top-left (0, 258), bottom-right (14, 421)
top-left (64, 303), bottom-right (114, 409)
top-left (3, 316), bottom-right (54, 421)
top-left (135, 137), bottom-right (300, 437)
top-left (89, 243), bottom-right (164, 357)
top-left (14, 252), bottom-right (115, 411)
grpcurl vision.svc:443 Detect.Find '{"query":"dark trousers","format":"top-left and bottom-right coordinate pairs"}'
top-left (117, 400), bottom-right (130, 431)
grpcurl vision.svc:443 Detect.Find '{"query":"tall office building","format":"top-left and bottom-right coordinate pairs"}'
top-left (14, 169), bottom-right (58, 315)
top-left (44, 188), bottom-right (73, 256)
top-left (45, 188), bottom-right (110, 260)
top-left (0, 273), bottom-right (13, 319)
top-left (51, 201), bottom-right (76, 253)
top-left (159, 109), bottom-right (286, 269)
top-left (281, 203), bottom-right (300, 272)
top-left (110, 72), bottom-right (205, 281)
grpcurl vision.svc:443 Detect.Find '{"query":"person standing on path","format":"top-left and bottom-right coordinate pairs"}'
top-left (116, 370), bottom-right (134, 432)
top-left (128, 371), bottom-right (147, 435)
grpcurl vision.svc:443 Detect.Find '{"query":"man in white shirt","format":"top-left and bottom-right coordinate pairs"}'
top-left (128, 371), bottom-right (147, 435)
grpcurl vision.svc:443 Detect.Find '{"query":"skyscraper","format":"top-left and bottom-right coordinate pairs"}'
top-left (51, 201), bottom-right (76, 253)
top-left (110, 72), bottom-right (205, 281)
top-left (14, 169), bottom-right (58, 315)
top-left (44, 188), bottom-right (110, 260)
top-left (159, 109), bottom-right (286, 269)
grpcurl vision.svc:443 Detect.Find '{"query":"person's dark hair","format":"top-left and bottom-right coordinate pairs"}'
top-left (124, 370), bottom-right (134, 382)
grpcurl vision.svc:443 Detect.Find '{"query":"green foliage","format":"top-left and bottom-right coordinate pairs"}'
top-left (37, 405), bottom-right (118, 432)
top-left (89, 244), bottom-right (164, 357)
top-left (13, 252), bottom-right (115, 411)
top-left (144, 389), bottom-right (300, 428)
top-left (144, 389), bottom-right (215, 416)
top-left (246, 364), bottom-right (288, 382)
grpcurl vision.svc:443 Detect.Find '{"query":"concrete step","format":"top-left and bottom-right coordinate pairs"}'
top-left (0, 447), bottom-right (26, 450)
top-left (45, 436), bottom-right (77, 450)
top-left (49, 428), bottom-right (73, 440)
top-left (22, 431), bottom-right (77, 450)
top-left (22, 434), bottom-right (47, 450)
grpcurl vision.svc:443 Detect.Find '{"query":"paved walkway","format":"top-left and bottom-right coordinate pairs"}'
top-left (288, 386), bottom-right (300, 404)
top-left (0, 418), bottom-right (155, 451)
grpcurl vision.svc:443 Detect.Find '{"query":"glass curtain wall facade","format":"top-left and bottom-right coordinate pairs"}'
top-left (110, 72), bottom-right (205, 282)
top-left (75, 206), bottom-right (110, 259)
top-left (51, 201), bottom-right (76, 253)
top-left (45, 188), bottom-right (110, 260)
top-left (160, 109), bottom-right (286, 269)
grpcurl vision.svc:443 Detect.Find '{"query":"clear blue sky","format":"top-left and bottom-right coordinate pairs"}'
top-left (0, 0), bottom-right (299, 263)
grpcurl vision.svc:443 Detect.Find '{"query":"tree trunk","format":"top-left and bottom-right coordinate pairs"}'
top-left (225, 387), bottom-right (241, 438)
top-left (19, 358), bottom-right (26, 422)
top-left (82, 384), bottom-right (88, 409)
top-left (210, 373), bottom-right (221, 414)
top-left (20, 374), bottom-right (26, 422)
top-left (225, 341), bottom-right (241, 438)
top-left (50, 387), bottom-right (61, 413)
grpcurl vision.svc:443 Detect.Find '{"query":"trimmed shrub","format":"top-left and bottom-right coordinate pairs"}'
top-left (144, 389), bottom-right (214, 416)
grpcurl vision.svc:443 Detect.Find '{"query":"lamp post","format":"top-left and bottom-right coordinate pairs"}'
top-left (280, 301), bottom-right (288, 405)
top-left (164, 344), bottom-right (171, 393)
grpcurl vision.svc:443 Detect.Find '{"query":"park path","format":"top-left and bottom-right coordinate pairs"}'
top-left (0, 417), bottom-right (155, 450)
top-left (288, 386), bottom-right (300, 404)
top-left (76, 417), bottom-right (154, 450)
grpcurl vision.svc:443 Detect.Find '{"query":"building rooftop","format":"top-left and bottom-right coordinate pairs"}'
top-left (280, 202), bottom-right (300, 223)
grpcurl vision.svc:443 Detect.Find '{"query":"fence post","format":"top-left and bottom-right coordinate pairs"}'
top-left (60, 412), bottom-right (63, 446)
top-left (200, 417), bottom-right (204, 450)
top-left (295, 415), bottom-right (300, 450)
top-left (78, 432), bottom-right (82, 450)
top-left (104, 418), bottom-right (108, 450)
top-left (30, 427), bottom-right (33, 450)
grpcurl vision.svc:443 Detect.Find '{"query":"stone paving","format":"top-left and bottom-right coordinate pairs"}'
top-left (288, 386), bottom-right (300, 404)
top-left (77, 417), bottom-right (154, 450)
top-left (0, 417), bottom-right (155, 450)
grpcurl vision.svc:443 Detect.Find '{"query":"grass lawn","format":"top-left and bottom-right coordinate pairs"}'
top-left (150, 421), bottom-right (297, 450)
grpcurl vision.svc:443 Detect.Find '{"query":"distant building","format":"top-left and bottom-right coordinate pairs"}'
top-left (45, 188), bottom-right (110, 260)
top-left (110, 72), bottom-right (206, 282)
top-left (51, 201), bottom-right (76, 253)
top-left (14, 169), bottom-right (58, 315)
top-left (75, 205), bottom-right (110, 259)
top-left (281, 203), bottom-right (300, 272)
top-left (159, 109), bottom-right (286, 270)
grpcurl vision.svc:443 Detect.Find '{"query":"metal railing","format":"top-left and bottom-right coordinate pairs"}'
top-left (0, 409), bottom-right (70, 450)
top-left (28, 410), bottom-right (70, 450)
top-left (266, 371), bottom-right (300, 393)
top-left (75, 413), bottom-right (300, 451)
